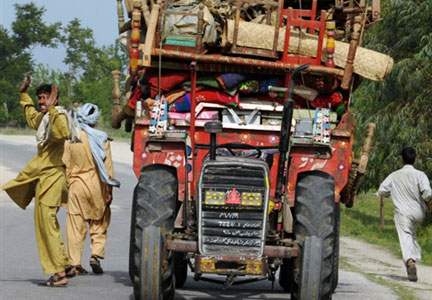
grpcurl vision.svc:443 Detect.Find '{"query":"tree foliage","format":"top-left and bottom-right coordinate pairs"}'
top-left (72, 41), bottom-right (129, 126)
top-left (1, 2), bottom-right (128, 128)
top-left (353, 0), bottom-right (432, 190)
top-left (0, 3), bottom-right (61, 125)
top-left (61, 18), bottom-right (102, 103)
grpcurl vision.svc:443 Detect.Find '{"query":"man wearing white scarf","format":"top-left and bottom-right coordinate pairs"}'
top-left (63, 103), bottom-right (120, 276)
top-left (2, 73), bottom-right (74, 287)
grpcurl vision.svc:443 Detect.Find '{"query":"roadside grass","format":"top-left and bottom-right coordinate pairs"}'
top-left (341, 191), bottom-right (432, 266)
top-left (0, 127), bottom-right (34, 136)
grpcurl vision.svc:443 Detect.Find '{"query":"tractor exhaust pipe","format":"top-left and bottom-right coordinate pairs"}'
top-left (204, 121), bottom-right (223, 160)
top-left (272, 63), bottom-right (310, 198)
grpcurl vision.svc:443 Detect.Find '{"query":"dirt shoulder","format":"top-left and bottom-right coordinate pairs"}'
top-left (340, 236), bottom-right (432, 300)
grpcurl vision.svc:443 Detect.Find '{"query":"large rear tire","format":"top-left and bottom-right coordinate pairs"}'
top-left (131, 165), bottom-right (177, 300)
top-left (292, 172), bottom-right (336, 300)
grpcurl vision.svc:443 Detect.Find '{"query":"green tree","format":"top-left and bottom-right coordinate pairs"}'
top-left (61, 18), bottom-right (102, 104)
top-left (353, 0), bottom-right (432, 190)
top-left (0, 2), bottom-right (61, 125)
top-left (60, 19), bottom-right (128, 126)
top-left (72, 40), bottom-right (128, 127)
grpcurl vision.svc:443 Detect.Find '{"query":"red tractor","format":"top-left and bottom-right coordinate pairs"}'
top-left (111, 0), bottom-right (384, 299)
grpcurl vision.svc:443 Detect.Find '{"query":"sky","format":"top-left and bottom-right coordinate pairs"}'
top-left (0, 0), bottom-right (120, 71)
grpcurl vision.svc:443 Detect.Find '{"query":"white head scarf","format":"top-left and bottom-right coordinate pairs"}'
top-left (76, 103), bottom-right (120, 188)
top-left (77, 103), bottom-right (99, 125)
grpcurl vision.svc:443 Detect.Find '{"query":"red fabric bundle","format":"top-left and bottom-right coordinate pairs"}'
top-left (195, 90), bottom-right (239, 106)
top-left (310, 92), bottom-right (343, 108)
top-left (145, 69), bottom-right (190, 98)
top-left (128, 87), bottom-right (143, 110)
top-left (293, 92), bottom-right (343, 109)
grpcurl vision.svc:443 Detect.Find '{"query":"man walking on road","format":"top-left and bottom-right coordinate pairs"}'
top-left (63, 103), bottom-right (120, 276)
top-left (2, 73), bottom-right (80, 287)
top-left (378, 147), bottom-right (432, 282)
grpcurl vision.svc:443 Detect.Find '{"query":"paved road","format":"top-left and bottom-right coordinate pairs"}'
top-left (0, 134), bottom-right (397, 300)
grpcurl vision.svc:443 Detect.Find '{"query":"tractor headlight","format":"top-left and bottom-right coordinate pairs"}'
top-left (241, 192), bottom-right (263, 207)
top-left (204, 190), bottom-right (226, 205)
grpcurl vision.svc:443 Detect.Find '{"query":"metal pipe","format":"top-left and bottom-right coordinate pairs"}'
top-left (209, 133), bottom-right (216, 160)
top-left (165, 239), bottom-right (299, 258)
top-left (148, 48), bottom-right (345, 76)
top-left (189, 62), bottom-right (197, 198)
top-left (275, 63), bottom-right (310, 198)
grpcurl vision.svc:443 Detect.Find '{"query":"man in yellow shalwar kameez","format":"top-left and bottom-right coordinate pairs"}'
top-left (2, 73), bottom-right (80, 287)
top-left (63, 103), bottom-right (120, 276)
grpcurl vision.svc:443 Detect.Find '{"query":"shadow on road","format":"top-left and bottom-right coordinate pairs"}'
top-left (175, 286), bottom-right (287, 300)
top-left (105, 270), bottom-right (132, 286)
top-left (0, 279), bottom-right (44, 285)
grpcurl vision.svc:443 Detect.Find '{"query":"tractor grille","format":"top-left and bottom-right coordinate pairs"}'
top-left (198, 161), bottom-right (269, 256)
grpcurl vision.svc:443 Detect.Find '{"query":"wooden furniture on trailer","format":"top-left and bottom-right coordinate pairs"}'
top-left (227, 0), bottom-right (282, 59)
top-left (279, 0), bottom-right (317, 34)
top-left (281, 6), bottom-right (327, 66)
top-left (155, 1), bottom-right (206, 54)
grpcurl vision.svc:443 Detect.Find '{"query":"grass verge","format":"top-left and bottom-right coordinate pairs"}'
top-left (0, 127), bottom-right (34, 136)
top-left (341, 191), bottom-right (432, 266)
top-left (339, 256), bottom-right (417, 300)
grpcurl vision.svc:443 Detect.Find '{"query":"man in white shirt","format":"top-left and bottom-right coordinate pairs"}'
top-left (378, 147), bottom-right (431, 282)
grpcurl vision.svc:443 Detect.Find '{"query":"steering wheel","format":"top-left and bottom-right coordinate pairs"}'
top-left (217, 143), bottom-right (262, 158)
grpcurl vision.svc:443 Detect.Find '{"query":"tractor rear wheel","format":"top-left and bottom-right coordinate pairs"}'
top-left (131, 165), bottom-right (177, 300)
top-left (292, 172), bottom-right (336, 300)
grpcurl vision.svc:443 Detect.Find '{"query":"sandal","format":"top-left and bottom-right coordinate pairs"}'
top-left (40, 275), bottom-right (68, 287)
top-left (75, 265), bottom-right (89, 275)
top-left (65, 265), bottom-right (77, 278)
top-left (90, 255), bottom-right (103, 274)
top-left (66, 265), bottom-right (89, 278)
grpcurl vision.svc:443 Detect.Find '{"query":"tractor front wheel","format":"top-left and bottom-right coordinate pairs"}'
top-left (332, 202), bottom-right (341, 292)
top-left (131, 165), bottom-right (177, 300)
top-left (292, 171), bottom-right (336, 300)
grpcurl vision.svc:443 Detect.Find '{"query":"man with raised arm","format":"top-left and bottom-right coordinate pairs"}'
top-left (2, 73), bottom-right (80, 287)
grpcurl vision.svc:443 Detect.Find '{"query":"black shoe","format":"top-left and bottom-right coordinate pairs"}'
top-left (90, 255), bottom-right (103, 274)
top-left (407, 262), bottom-right (418, 282)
